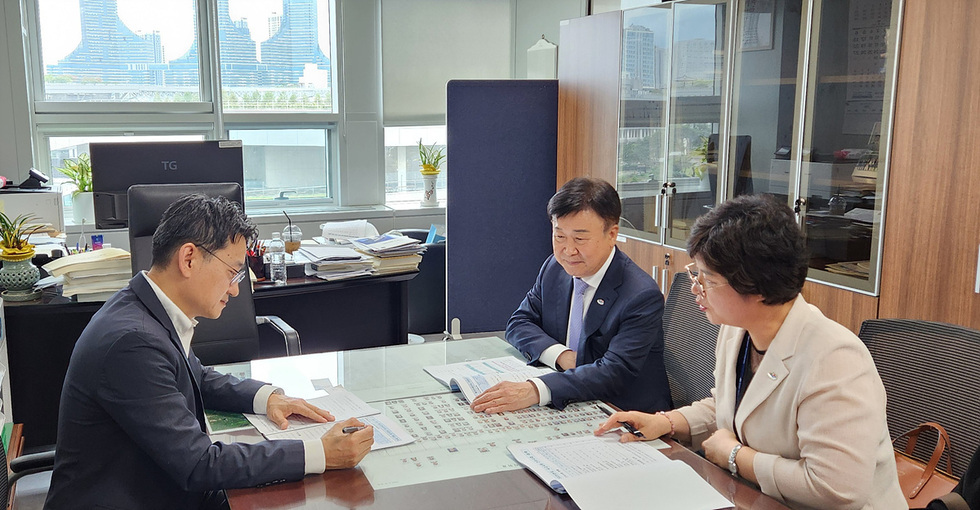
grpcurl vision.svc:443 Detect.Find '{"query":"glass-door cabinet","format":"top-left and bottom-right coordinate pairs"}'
top-left (616, 0), bottom-right (901, 295)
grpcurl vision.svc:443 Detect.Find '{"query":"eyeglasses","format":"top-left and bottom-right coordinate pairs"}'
top-left (196, 244), bottom-right (247, 285)
top-left (685, 262), bottom-right (729, 299)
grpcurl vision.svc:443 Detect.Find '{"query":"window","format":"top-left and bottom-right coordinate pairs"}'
top-left (27, 0), bottom-right (340, 223)
top-left (36, 0), bottom-right (201, 102)
top-left (228, 127), bottom-right (331, 204)
top-left (219, 0), bottom-right (336, 112)
top-left (384, 126), bottom-right (446, 205)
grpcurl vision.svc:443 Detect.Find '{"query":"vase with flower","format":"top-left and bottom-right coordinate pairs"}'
top-left (418, 139), bottom-right (445, 207)
top-left (0, 212), bottom-right (44, 301)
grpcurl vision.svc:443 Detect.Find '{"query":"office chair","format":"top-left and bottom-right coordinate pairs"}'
top-left (3, 441), bottom-right (56, 508)
top-left (859, 319), bottom-right (980, 478)
top-left (661, 272), bottom-right (719, 409)
top-left (127, 183), bottom-right (300, 365)
top-left (400, 228), bottom-right (447, 335)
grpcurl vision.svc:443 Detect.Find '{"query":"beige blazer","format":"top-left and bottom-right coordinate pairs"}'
top-left (676, 295), bottom-right (906, 510)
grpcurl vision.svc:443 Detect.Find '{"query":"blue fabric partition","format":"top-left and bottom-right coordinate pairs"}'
top-left (446, 80), bottom-right (558, 333)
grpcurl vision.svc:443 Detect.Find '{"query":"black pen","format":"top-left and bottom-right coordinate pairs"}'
top-left (342, 426), bottom-right (366, 434)
top-left (596, 404), bottom-right (645, 439)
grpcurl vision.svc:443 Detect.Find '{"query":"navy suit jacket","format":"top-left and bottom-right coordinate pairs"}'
top-left (506, 248), bottom-right (672, 412)
top-left (45, 274), bottom-right (305, 510)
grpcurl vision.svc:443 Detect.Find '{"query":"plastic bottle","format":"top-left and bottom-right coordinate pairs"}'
top-left (268, 232), bottom-right (287, 286)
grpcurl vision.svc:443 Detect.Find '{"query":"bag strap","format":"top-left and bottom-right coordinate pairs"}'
top-left (894, 422), bottom-right (956, 498)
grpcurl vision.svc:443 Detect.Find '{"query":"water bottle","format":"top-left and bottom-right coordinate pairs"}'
top-left (268, 232), bottom-right (287, 286)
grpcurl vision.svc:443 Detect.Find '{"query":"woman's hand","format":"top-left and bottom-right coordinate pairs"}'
top-left (593, 411), bottom-right (670, 442)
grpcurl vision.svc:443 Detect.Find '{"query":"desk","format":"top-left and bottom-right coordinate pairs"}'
top-left (220, 337), bottom-right (789, 510)
top-left (252, 271), bottom-right (417, 355)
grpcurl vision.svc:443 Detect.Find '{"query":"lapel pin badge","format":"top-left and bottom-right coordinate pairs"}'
top-left (596, 299), bottom-right (605, 306)
top-left (767, 372), bottom-right (777, 380)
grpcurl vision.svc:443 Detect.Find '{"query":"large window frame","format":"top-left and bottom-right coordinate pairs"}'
top-left (22, 0), bottom-right (345, 221)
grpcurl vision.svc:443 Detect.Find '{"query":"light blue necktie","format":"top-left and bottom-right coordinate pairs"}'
top-left (568, 277), bottom-right (589, 352)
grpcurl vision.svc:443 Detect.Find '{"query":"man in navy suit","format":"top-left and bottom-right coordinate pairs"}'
top-left (45, 194), bottom-right (374, 510)
top-left (471, 177), bottom-right (672, 414)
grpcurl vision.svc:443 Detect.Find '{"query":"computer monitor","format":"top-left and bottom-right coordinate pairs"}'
top-left (91, 140), bottom-right (245, 229)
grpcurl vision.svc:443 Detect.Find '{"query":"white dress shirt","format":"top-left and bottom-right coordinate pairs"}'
top-left (141, 271), bottom-right (326, 473)
top-left (530, 248), bottom-right (617, 406)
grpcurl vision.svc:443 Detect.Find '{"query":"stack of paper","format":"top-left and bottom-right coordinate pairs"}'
top-left (350, 234), bottom-right (423, 258)
top-left (42, 248), bottom-right (131, 302)
top-left (424, 356), bottom-right (554, 403)
top-left (244, 386), bottom-right (415, 451)
top-left (298, 245), bottom-right (376, 280)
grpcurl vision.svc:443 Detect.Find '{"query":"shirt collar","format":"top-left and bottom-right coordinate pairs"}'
top-left (141, 271), bottom-right (198, 357)
top-left (579, 246), bottom-right (617, 290)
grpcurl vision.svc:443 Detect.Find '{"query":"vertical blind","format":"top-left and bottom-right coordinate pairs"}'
top-left (381, 0), bottom-right (514, 125)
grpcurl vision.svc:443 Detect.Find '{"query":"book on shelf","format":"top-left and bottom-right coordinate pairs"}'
top-left (423, 356), bottom-right (553, 404)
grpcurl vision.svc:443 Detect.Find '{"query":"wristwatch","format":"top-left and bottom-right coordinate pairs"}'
top-left (728, 443), bottom-right (743, 476)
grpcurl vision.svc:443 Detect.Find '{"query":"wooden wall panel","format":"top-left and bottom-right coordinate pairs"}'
top-left (877, 0), bottom-right (980, 329)
top-left (801, 281), bottom-right (879, 335)
top-left (556, 11), bottom-right (621, 187)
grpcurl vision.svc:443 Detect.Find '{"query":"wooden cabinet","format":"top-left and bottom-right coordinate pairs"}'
top-left (877, 0), bottom-right (980, 329)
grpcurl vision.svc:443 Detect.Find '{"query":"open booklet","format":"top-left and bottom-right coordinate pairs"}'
top-left (243, 386), bottom-right (414, 450)
top-left (423, 356), bottom-right (554, 404)
top-left (508, 436), bottom-right (731, 510)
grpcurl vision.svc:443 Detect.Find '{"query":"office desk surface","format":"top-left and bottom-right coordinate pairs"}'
top-left (221, 338), bottom-right (789, 510)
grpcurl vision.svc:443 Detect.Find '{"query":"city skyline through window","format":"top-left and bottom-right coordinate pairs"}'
top-left (38, 0), bottom-right (334, 110)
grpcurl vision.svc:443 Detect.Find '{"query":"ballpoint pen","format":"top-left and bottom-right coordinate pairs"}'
top-left (596, 404), bottom-right (645, 439)
top-left (342, 425), bottom-right (366, 434)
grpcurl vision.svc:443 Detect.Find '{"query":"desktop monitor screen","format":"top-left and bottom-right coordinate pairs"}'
top-left (90, 140), bottom-right (245, 229)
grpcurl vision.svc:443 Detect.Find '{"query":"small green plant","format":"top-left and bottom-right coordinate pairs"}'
top-left (0, 212), bottom-right (43, 256)
top-left (418, 139), bottom-right (446, 175)
top-left (57, 153), bottom-right (93, 196)
top-left (685, 136), bottom-right (712, 179)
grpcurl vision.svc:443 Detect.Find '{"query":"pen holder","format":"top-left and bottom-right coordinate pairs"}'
top-left (247, 254), bottom-right (266, 280)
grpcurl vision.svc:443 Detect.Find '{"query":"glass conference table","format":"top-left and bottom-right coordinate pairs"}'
top-left (215, 336), bottom-right (789, 510)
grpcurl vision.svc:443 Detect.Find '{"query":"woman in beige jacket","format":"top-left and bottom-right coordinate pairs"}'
top-left (596, 195), bottom-right (906, 510)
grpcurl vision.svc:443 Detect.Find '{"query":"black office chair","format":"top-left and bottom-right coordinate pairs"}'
top-left (662, 272), bottom-right (719, 409)
top-left (2, 440), bottom-right (56, 508)
top-left (400, 228), bottom-right (447, 335)
top-left (127, 183), bottom-right (300, 365)
top-left (859, 319), bottom-right (980, 478)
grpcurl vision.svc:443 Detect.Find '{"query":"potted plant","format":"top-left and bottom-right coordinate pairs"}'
top-left (0, 212), bottom-right (43, 300)
top-left (418, 139), bottom-right (445, 207)
top-left (58, 153), bottom-right (95, 224)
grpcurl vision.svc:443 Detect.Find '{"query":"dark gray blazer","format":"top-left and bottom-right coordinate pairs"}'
top-left (45, 274), bottom-right (305, 510)
top-left (506, 248), bottom-right (672, 412)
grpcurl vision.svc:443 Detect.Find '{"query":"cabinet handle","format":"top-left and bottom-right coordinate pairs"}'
top-left (652, 266), bottom-right (659, 284)
top-left (975, 244), bottom-right (980, 294)
top-left (653, 193), bottom-right (662, 228)
top-left (661, 268), bottom-right (669, 290)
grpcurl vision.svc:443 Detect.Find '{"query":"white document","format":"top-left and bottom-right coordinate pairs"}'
top-left (319, 219), bottom-right (379, 241)
top-left (562, 462), bottom-right (732, 510)
top-left (451, 368), bottom-right (553, 404)
top-left (507, 435), bottom-right (669, 493)
top-left (244, 387), bottom-right (381, 437)
top-left (298, 245), bottom-right (364, 262)
top-left (423, 356), bottom-right (539, 389)
top-left (260, 413), bottom-right (415, 451)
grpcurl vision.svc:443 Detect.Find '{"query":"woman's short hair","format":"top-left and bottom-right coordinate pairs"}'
top-left (547, 177), bottom-right (622, 229)
top-left (687, 194), bottom-right (808, 305)
top-left (151, 194), bottom-right (258, 269)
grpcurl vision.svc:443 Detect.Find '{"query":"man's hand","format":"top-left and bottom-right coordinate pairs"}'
top-left (267, 393), bottom-right (334, 430)
top-left (321, 418), bottom-right (374, 470)
top-left (556, 350), bottom-right (577, 371)
top-left (470, 381), bottom-right (539, 414)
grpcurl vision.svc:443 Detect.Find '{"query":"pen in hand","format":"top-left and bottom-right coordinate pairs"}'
top-left (342, 425), bottom-right (366, 434)
top-left (596, 404), bottom-right (645, 439)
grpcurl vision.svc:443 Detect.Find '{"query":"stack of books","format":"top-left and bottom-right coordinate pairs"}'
top-left (42, 248), bottom-right (132, 302)
top-left (298, 245), bottom-right (375, 281)
top-left (350, 234), bottom-right (425, 275)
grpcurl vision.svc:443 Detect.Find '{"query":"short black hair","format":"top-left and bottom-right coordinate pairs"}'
top-left (687, 194), bottom-right (808, 305)
top-left (151, 194), bottom-right (258, 269)
top-left (547, 177), bottom-right (622, 229)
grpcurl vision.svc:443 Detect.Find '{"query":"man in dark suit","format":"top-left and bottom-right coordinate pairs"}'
top-left (471, 177), bottom-right (671, 414)
top-left (45, 194), bottom-right (374, 510)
